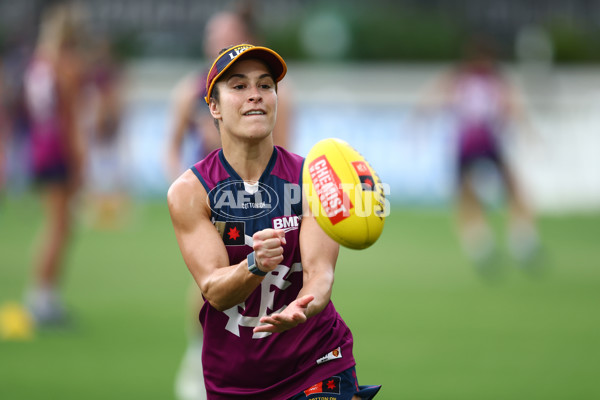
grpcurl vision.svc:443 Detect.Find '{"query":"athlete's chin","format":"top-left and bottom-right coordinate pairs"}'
top-left (244, 125), bottom-right (274, 140)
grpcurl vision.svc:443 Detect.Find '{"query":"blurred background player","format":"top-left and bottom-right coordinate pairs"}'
top-left (23, 3), bottom-right (91, 325)
top-left (0, 26), bottom-right (35, 199)
top-left (84, 37), bottom-right (129, 229)
top-left (168, 4), bottom-right (295, 400)
top-left (414, 34), bottom-right (540, 268)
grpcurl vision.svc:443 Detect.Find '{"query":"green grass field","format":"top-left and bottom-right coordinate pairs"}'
top-left (1, 194), bottom-right (599, 399)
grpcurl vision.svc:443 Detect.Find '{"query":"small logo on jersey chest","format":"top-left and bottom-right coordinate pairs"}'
top-left (272, 215), bottom-right (300, 232)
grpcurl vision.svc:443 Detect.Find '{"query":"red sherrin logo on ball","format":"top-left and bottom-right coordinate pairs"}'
top-left (352, 160), bottom-right (375, 190)
top-left (308, 155), bottom-right (353, 225)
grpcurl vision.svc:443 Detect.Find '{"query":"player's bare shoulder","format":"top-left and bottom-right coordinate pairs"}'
top-left (167, 169), bottom-right (210, 225)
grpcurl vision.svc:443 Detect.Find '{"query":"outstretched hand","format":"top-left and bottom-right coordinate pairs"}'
top-left (253, 295), bottom-right (315, 334)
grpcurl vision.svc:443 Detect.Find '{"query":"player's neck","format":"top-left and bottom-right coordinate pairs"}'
top-left (222, 140), bottom-right (274, 182)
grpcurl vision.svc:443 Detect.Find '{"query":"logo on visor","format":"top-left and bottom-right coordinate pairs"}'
top-left (225, 45), bottom-right (252, 61)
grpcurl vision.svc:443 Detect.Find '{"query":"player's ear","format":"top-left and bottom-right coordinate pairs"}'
top-left (208, 98), bottom-right (221, 120)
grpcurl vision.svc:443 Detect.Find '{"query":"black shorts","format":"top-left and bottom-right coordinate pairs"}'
top-left (458, 148), bottom-right (504, 180)
top-left (34, 162), bottom-right (70, 186)
top-left (288, 366), bottom-right (381, 399)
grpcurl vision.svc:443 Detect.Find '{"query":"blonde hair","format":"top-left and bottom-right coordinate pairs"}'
top-left (38, 2), bottom-right (87, 56)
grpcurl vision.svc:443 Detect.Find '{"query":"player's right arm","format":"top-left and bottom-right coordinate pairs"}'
top-left (167, 169), bottom-right (283, 311)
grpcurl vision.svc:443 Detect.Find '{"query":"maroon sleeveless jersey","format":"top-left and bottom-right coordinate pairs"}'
top-left (191, 146), bottom-right (356, 399)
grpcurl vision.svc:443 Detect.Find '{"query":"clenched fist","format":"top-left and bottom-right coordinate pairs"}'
top-left (252, 228), bottom-right (286, 273)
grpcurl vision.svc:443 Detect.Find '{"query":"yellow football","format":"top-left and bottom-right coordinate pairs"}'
top-left (303, 138), bottom-right (387, 249)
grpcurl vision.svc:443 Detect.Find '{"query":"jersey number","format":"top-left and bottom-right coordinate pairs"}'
top-left (223, 262), bottom-right (302, 338)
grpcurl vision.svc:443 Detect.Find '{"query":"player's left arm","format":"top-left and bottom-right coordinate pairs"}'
top-left (57, 53), bottom-right (86, 191)
top-left (500, 78), bottom-right (541, 145)
top-left (254, 191), bottom-right (339, 334)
